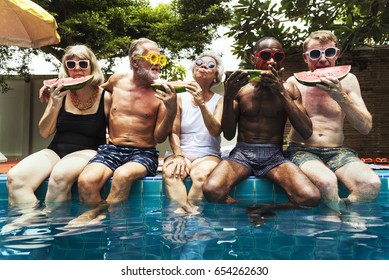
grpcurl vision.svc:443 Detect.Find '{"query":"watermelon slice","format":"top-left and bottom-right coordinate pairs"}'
top-left (225, 69), bottom-right (272, 83)
top-left (294, 65), bottom-right (351, 86)
top-left (151, 81), bottom-right (188, 93)
top-left (43, 75), bottom-right (94, 91)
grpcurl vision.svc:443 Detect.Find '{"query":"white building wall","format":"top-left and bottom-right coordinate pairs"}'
top-left (0, 75), bottom-right (236, 160)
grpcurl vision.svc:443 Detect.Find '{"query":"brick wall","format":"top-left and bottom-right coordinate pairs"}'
top-left (282, 46), bottom-right (389, 158)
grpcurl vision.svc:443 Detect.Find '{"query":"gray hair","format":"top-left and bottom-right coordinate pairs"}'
top-left (192, 50), bottom-right (224, 85)
top-left (128, 37), bottom-right (159, 69)
top-left (59, 44), bottom-right (104, 88)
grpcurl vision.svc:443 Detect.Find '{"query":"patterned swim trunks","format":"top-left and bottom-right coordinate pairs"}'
top-left (285, 143), bottom-right (360, 172)
top-left (89, 143), bottom-right (159, 176)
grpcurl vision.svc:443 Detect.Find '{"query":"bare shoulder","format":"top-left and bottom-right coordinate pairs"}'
top-left (108, 72), bottom-right (130, 84)
top-left (101, 72), bottom-right (130, 92)
top-left (284, 78), bottom-right (300, 100)
top-left (342, 71), bottom-right (358, 84)
top-left (341, 72), bottom-right (361, 93)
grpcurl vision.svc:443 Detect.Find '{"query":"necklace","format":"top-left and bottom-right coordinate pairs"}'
top-left (69, 88), bottom-right (98, 110)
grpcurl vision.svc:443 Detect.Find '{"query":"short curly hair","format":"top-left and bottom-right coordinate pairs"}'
top-left (191, 50), bottom-right (224, 86)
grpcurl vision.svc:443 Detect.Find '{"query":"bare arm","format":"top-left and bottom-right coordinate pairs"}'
top-left (101, 74), bottom-right (115, 93)
top-left (154, 83), bottom-right (178, 143)
top-left (38, 84), bottom-right (66, 138)
top-left (318, 73), bottom-right (372, 135)
top-left (39, 85), bottom-right (51, 103)
top-left (169, 96), bottom-right (182, 155)
top-left (165, 97), bottom-right (190, 178)
top-left (221, 71), bottom-right (248, 140)
top-left (186, 82), bottom-right (223, 137)
top-left (281, 81), bottom-right (313, 139)
top-left (264, 67), bottom-right (312, 139)
top-left (200, 97), bottom-right (223, 137)
top-left (103, 88), bottom-right (112, 120)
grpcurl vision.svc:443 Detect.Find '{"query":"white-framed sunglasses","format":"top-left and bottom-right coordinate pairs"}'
top-left (305, 47), bottom-right (339, 60)
top-left (65, 60), bottom-right (90, 69)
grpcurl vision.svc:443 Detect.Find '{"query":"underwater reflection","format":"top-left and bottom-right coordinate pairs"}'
top-left (1, 195), bottom-right (389, 260)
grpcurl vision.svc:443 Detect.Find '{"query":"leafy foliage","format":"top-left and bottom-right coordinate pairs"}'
top-left (227, 0), bottom-right (389, 65)
top-left (0, 0), bottom-right (231, 93)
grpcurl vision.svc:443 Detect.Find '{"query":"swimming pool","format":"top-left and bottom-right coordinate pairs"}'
top-left (0, 172), bottom-right (388, 260)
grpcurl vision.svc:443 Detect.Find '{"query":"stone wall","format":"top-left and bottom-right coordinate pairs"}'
top-left (282, 46), bottom-right (389, 158)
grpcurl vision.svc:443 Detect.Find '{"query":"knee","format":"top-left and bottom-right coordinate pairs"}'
top-left (48, 172), bottom-right (73, 193)
top-left (162, 167), bottom-right (175, 184)
top-left (370, 177), bottom-right (382, 198)
top-left (355, 175), bottom-right (382, 202)
top-left (296, 187), bottom-right (321, 208)
top-left (190, 173), bottom-right (207, 188)
top-left (113, 168), bottom-right (137, 184)
top-left (6, 169), bottom-right (24, 192)
top-left (314, 174), bottom-right (338, 195)
top-left (77, 172), bottom-right (99, 198)
top-left (202, 178), bottom-right (226, 203)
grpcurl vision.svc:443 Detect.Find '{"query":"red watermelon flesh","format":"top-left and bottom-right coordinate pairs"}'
top-left (294, 65), bottom-right (351, 86)
top-left (43, 75), bottom-right (94, 91)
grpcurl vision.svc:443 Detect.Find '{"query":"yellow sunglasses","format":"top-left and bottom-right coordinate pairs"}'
top-left (136, 53), bottom-right (167, 67)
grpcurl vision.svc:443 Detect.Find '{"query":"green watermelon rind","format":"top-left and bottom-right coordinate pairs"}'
top-left (151, 82), bottom-right (187, 93)
top-left (43, 75), bottom-right (94, 92)
top-left (225, 69), bottom-right (272, 83)
top-left (294, 65), bottom-right (351, 86)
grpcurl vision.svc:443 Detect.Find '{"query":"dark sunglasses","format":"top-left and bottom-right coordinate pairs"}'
top-left (305, 47), bottom-right (339, 60)
top-left (65, 60), bottom-right (90, 70)
top-left (195, 59), bottom-right (216, 69)
top-left (255, 50), bottom-right (286, 62)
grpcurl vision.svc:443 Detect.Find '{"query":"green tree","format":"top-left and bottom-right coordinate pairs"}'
top-left (0, 0), bottom-right (231, 93)
top-left (227, 0), bottom-right (389, 66)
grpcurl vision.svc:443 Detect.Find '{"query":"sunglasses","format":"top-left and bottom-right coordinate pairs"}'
top-left (255, 50), bottom-right (286, 62)
top-left (194, 59), bottom-right (216, 69)
top-left (65, 60), bottom-right (90, 70)
top-left (136, 53), bottom-right (167, 67)
top-left (305, 47), bottom-right (339, 60)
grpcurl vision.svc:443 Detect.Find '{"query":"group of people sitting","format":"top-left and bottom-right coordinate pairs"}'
top-left (5, 30), bottom-right (381, 226)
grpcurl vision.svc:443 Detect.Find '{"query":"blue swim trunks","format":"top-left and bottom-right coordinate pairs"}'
top-left (89, 143), bottom-right (159, 176)
top-left (227, 142), bottom-right (290, 178)
top-left (285, 143), bottom-right (360, 172)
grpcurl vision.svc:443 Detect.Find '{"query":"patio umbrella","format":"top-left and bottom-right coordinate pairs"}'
top-left (0, 0), bottom-right (60, 48)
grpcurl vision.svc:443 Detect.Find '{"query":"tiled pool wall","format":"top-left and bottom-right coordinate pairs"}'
top-left (0, 171), bottom-right (388, 202)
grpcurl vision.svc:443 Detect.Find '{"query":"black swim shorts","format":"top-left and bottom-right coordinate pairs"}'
top-left (228, 142), bottom-right (289, 178)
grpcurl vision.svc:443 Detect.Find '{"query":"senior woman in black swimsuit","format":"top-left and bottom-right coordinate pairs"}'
top-left (6, 45), bottom-right (111, 206)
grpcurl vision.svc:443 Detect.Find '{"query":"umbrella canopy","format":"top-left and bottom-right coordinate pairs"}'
top-left (0, 0), bottom-right (60, 48)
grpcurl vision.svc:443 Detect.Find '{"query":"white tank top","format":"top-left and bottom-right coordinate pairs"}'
top-left (180, 91), bottom-right (222, 161)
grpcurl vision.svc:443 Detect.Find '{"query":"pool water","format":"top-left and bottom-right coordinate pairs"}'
top-left (1, 190), bottom-right (389, 260)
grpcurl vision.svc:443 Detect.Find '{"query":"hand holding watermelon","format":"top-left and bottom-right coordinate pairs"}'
top-left (224, 70), bottom-right (249, 99)
top-left (153, 82), bottom-right (178, 114)
top-left (257, 65), bottom-right (284, 90)
top-left (316, 76), bottom-right (345, 102)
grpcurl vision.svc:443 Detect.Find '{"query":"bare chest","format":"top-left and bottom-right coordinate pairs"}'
top-left (110, 87), bottom-right (159, 120)
top-left (239, 89), bottom-right (285, 119)
top-left (302, 87), bottom-right (343, 118)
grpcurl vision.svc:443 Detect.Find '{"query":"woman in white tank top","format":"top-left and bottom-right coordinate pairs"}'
top-left (162, 50), bottom-right (224, 214)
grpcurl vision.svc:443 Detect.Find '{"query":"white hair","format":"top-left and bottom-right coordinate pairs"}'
top-left (192, 50), bottom-right (224, 85)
